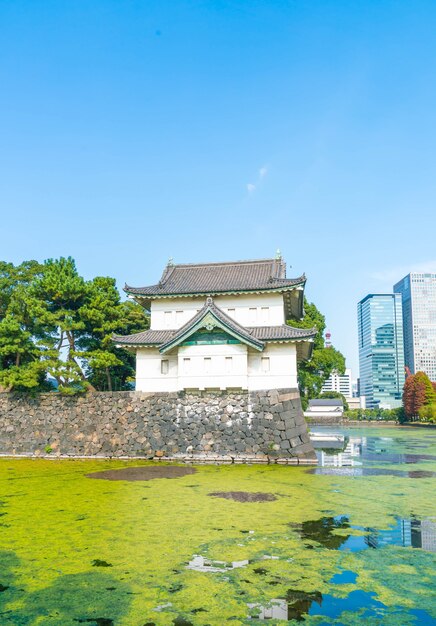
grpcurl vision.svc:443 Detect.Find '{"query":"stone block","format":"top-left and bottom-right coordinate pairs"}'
top-left (278, 391), bottom-right (299, 402)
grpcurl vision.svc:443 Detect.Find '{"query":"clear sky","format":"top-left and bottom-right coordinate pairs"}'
top-left (1, 0), bottom-right (436, 375)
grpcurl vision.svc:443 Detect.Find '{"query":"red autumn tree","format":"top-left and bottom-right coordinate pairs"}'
top-left (403, 371), bottom-right (435, 420)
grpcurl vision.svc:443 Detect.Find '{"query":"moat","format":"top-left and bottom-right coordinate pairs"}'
top-left (0, 425), bottom-right (435, 625)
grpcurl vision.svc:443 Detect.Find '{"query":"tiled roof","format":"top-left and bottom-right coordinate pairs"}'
top-left (113, 301), bottom-right (317, 349)
top-left (125, 258), bottom-right (305, 297)
top-left (113, 329), bottom-right (173, 346)
top-left (249, 325), bottom-right (317, 341)
top-left (309, 399), bottom-right (344, 407)
top-left (159, 297), bottom-right (265, 353)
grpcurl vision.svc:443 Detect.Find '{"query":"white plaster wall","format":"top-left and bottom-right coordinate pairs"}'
top-left (150, 293), bottom-right (285, 330)
top-left (247, 343), bottom-right (298, 390)
top-left (135, 348), bottom-right (179, 392)
top-left (177, 343), bottom-right (248, 390)
top-left (135, 342), bottom-right (298, 392)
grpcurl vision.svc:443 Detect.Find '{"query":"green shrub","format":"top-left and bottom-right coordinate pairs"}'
top-left (418, 403), bottom-right (436, 423)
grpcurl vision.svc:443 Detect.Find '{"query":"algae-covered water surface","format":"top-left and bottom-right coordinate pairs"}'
top-left (0, 426), bottom-right (435, 625)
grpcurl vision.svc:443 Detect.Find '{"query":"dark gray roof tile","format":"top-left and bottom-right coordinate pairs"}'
top-left (125, 258), bottom-right (305, 297)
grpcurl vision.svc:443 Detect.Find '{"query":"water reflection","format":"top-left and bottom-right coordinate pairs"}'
top-left (290, 515), bottom-right (436, 553)
top-left (367, 517), bottom-right (436, 551)
top-left (309, 431), bottom-right (436, 477)
top-left (248, 590), bottom-right (322, 621)
top-left (290, 516), bottom-right (350, 550)
top-left (187, 555), bottom-right (249, 572)
top-left (249, 587), bottom-right (436, 623)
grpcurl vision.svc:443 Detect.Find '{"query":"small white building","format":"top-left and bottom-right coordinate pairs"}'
top-left (304, 399), bottom-right (344, 420)
top-left (114, 257), bottom-right (316, 392)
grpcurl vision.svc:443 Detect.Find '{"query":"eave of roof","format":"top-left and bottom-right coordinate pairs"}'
top-left (158, 297), bottom-right (265, 353)
top-left (113, 303), bottom-right (317, 361)
top-left (125, 281), bottom-right (306, 299)
top-left (124, 257), bottom-right (306, 298)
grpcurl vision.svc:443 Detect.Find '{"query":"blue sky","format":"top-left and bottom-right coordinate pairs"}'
top-left (1, 0), bottom-right (436, 375)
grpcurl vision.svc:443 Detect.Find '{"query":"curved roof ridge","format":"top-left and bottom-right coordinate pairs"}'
top-left (164, 258), bottom-right (279, 268)
top-left (159, 297), bottom-right (265, 353)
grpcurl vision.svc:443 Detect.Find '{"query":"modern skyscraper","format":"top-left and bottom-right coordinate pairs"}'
top-left (393, 273), bottom-right (436, 382)
top-left (357, 294), bottom-right (405, 409)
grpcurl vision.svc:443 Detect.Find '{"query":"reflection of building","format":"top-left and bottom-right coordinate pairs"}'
top-left (366, 517), bottom-right (436, 552)
top-left (411, 518), bottom-right (436, 552)
top-left (357, 294), bottom-right (405, 409)
top-left (394, 273), bottom-right (436, 381)
top-left (187, 555), bottom-right (248, 572)
top-left (315, 436), bottom-right (363, 467)
top-left (366, 518), bottom-right (412, 548)
top-left (249, 600), bottom-right (288, 620)
top-left (114, 257), bottom-right (316, 392)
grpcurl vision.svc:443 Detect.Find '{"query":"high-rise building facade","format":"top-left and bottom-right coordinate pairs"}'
top-left (357, 294), bottom-right (405, 409)
top-left (393, 273), bottom-right (436, 382)
top-left (321, 368), bottom-right (352, 397)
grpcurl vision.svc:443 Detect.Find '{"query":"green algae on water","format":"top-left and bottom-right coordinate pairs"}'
top-left (0, 426), bottom-right (435, 625)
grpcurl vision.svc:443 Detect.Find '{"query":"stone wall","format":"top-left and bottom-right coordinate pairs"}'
top-left (0, 388), bottom-right (316, 464)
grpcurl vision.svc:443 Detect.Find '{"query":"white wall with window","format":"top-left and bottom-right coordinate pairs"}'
top-left (177, 343), bottom-right (248, 390)
top-left (134, 342), bottom-right (298, 392)
top-left (150, 293), bottom-right (285, 330)
top-left (247, 343), bottom-right (298, 390)
top-left (136, 349), bottom-right (178, 391)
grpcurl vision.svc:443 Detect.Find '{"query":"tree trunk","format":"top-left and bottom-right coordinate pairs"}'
top-left (106, 367), bottom-right (113, 391)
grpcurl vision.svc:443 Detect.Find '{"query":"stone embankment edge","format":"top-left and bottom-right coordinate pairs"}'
top-left (0, 388), bottom-right (317, 464)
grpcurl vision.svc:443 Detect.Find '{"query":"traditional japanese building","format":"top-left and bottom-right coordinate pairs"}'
top-left (114, 256), bottom-right (317, 392)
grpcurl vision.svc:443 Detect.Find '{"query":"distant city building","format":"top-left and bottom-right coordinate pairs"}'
top-left (357, 294), bottom-right (405, 409)
top-left (347, 396), bottom-right (366, 410)
top-left (393, 273), bottom-right (436, 382)
top-left (304, 398), bottom-right (344, 420)
top-left (321, 368), bottom-right (352, 397)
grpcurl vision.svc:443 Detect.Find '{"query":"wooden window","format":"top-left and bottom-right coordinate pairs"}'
top-left (203, 357), bottom-right (211, 373)
top-left (260, 307), bottom-right (269, 323)
top-left (227, 308), bottom-right (235, 315)
top-left (183, 358), bottom-right (191, 373)
top-left (161, 359), bottom-right (169, 375)
top-left (249, 307), bottom-right (257, 324)
top-left (175, 310), bottom-right (184, 325)
top-left (164, 311), bottom-right (173, 328)
top-left (225, 356), bottom-right (233, 373)
top-left (261, 357), bottom-right (270, 373)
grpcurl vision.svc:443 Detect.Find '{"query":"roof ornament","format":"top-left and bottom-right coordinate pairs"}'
top-left (167, 256), bottom-right (174, 267)
top-left (275, 248), bottom-right (282, 260)
top-left (206, 296), bottom-right (213, 306)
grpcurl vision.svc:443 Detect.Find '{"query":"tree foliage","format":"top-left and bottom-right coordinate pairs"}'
top-left (0, 257), bottom-right (149, 393)
top-left (289, 299), bottom-right (346, 408)
top-left (402, 371), bottom-right (436, 420)
top-left (319, 391), bottom-right (349, 411)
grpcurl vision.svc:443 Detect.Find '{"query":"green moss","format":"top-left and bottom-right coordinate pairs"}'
top-left (0, 426), bottom-right (435, 624)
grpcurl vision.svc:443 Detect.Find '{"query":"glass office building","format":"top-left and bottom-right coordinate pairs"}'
top-left (357, 294), bottom-right (405, 409)
top-left (394, 273), bottom-right (436, 382)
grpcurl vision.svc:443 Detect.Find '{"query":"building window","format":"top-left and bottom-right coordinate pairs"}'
top-left (249, 307), bottom-right (257, 324)
top-left (227, 308), bottom-right (235, 316)
top-left (175, 310), bottom-right (184, 325)
top-left (261, 357), bottom-right (270, 373)
top-left (225, 356), bottom-right (233, 373)
top-left (260, 307), bottom-right (269, 323)
top-left (204, 357), bottom-right (212, 373)
top-left (183, 358), bottom-right (191, 373)
top-left (164, 311), bottom-right (173, 328)
top-left (161, 359), bottom-right (169, 375)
